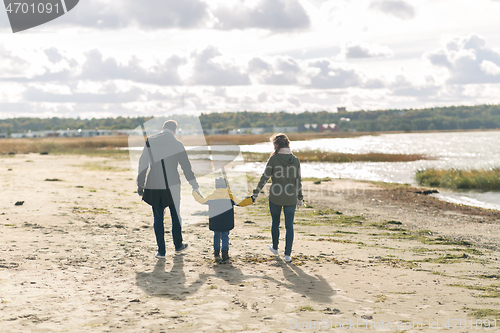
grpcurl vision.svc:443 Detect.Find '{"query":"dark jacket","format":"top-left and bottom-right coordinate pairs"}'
top-left (193, 189), bottom-right (253, 232)
top-left (137, 130), bottom-right (198, 207)
top-left (254, 153), bottom-right (303, 206)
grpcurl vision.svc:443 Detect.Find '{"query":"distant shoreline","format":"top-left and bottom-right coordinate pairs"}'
top-left (197, 128), bottom-right (500, 145)
top-left (1, 128), bottom-right (499, 154)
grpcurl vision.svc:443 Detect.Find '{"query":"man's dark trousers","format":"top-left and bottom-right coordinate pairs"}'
top-left (152, 198), bottom-right (182, 256)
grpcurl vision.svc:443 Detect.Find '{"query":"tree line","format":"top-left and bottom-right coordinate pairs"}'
top-left (1, 104), bottom-right (500, 134)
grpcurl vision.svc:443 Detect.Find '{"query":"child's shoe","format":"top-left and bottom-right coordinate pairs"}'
top-left (222, 251), bottom-right (229, 260)
top-left (284, 255), bottom-right (291, 263)
top-left (214, 250), bottom-right (220, 259)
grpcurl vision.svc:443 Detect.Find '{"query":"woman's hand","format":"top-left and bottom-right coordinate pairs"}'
top-left (252, 188), bottom-right (260, 202)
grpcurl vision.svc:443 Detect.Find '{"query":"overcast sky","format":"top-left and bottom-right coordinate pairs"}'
top-left (1, 0), bottom-right (500, 118)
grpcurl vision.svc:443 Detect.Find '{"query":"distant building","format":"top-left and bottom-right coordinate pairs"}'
top-left (298, 124), bottom-right (310, 132)
top-left (228, 127), bottom-right (266, 135)
top-left (274, 126), bottom-right (298, 133)
top-left (177, 128), bottom-right (204, 136)
top-left (11, 129), bottom-right (129, 138)
top-left (320, 124), bottom-right (340, 132)
top-left (299, 124), bottom-right (320, 132)
top-left (337, 107), bottom-right (346, 112)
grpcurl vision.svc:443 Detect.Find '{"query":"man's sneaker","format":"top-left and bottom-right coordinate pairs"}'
top-left (284, 255), bottom-right (291, 263)
top-left (155, 252), bottom-right (165, 259)
top-left (269, 244), bottom-right (279, 255)
top-left (175, 243), bottom-right (189, 252)
top-left (214, 250), bottom-right (220, 259)
top-left (222, 251), bottom-right (229, 260)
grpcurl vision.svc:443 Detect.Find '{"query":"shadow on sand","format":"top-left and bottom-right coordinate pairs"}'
top-left (136, 255), bottom-right (335, 304)
top-left (135, 254), bottom-right (208, 300)
top-left (276, 258), bottom-right (336, 304)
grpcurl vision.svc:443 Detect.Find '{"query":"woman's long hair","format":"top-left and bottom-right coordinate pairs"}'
top-left (270, 133), bottom-right (290, 156)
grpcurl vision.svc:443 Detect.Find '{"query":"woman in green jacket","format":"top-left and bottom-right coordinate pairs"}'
top-left (253, 133), bottom-right (303, 263)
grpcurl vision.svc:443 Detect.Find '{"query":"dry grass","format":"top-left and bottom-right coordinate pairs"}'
top-left (1, 135), bottom-right (429, 163)
top-left (0, 132), bottom-right (368, 155)
top-left (0, 136), bottom-right (129, 155)
top-left (416, 168), bottom-right (500, 190)
top-left (243, 151), bottom-right (428, 163)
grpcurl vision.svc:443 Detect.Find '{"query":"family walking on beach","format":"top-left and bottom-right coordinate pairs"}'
top-left (137, 120), bottom-right (303, 263)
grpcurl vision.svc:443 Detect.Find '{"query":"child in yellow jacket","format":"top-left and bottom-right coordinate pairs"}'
top-left (193, 177), bottom-right (253, 260)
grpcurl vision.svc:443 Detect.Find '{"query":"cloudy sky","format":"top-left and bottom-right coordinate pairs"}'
top-left (1, 0), bottom-right (500, 118)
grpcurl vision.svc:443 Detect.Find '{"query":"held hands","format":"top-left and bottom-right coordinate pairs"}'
top-left (296, 199), bottom-right (303, 209)
top-left (137, 186), bottom-right (144, 196)
top-left (251, 188), bottom-right (260, 203)
top-left (193, 188), bottom-right (202, 197)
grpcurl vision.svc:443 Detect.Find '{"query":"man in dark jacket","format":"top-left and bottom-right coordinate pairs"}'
top-left (137, 120), bottom-right (200, 258)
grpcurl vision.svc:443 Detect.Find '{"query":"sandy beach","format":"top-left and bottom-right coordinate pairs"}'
top-left (1, 153), bottom-right (500, 332)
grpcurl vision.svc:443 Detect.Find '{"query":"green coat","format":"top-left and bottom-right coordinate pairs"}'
top-left (254, 154), bottom-right (303, 206)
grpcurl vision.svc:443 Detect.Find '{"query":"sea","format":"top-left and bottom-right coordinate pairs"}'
top-left (237, 131), bottom-right (500, 211)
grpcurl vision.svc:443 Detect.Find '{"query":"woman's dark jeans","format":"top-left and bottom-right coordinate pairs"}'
top-left (269, 200), bottom-right (296, 256)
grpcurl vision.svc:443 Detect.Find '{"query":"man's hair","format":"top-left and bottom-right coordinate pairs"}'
top-left (163, 120), bottom-right (178, 132)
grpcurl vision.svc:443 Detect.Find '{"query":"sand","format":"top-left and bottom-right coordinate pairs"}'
top-left (1, 153), bottom-right (500, 332)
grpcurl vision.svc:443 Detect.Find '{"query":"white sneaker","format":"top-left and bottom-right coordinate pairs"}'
top-left (269, 245), bottom-right (279, 255)
top-left (155, 252), bottom-right (165, 259)
top-left (284, 255), bottom-right (291, 263)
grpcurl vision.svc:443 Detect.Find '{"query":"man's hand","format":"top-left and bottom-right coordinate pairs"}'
top-left (251, 195), bottom-right (256, 203)
top-left (296, 199), bottom-right (303, 209)
top-left (137, 186), bottom-right (144, 196)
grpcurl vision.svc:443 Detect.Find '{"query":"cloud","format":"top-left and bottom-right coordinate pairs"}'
top-left (213, 0), bottom-right (310, 31)
top-left (342, 42), bottom-right (393, 59)
top-left (306, 60), bottom-right (363, 89)
top-left (41, 0), bottom-right (311, 32)
top-left (0, 46), bottom-right (29, 76)
top-left (58, 0), bottom-right (209, 29)
top-left (426, 34), bottom-right (500, 84)
top-left (190, 46), bottom-right (250, 86)
top-left (369, 0), bottom-right (415, 20)
top-left (44, 48), bottom-right (64, 63)
top-left (481, 60), bottom-right (500, 76)
top-left (0, 46), bottom-right (186, 85)
top-left (80, 49), bottom-right (185, 85)
top-left (249, 57), bottom-right (271, 72)
top-left (390, 75), bottom-right (440, 97)
top-left (249, 56), bottom-right (301, 85)
top-left (0, 5), bottom-right (10, 30)
top-left (23, 86), bottom-right (143, 103)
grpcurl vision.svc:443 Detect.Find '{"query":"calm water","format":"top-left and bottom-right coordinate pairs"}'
top-left (239, 131), bottom-right (500, 210)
